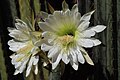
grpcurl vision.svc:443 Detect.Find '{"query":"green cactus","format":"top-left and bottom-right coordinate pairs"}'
top-left (0, 39), bottom-right (7, 80)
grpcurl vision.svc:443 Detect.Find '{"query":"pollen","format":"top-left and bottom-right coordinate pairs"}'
top-left (58, 35), bottom-right (74, 46)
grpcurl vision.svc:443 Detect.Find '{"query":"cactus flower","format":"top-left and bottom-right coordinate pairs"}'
top-left (8, 19), bottom-right (42, 77)
top-left (39, 4), bottom-right (106, 70)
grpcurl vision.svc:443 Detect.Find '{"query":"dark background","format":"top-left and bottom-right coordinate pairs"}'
top-left (0, 0), bottom-right (120, 80)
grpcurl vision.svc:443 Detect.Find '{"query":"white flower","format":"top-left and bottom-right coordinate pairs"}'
top-left (39, 4), bottom-right (106, 70)
top-left (8, 19), bottom-right (42, 77)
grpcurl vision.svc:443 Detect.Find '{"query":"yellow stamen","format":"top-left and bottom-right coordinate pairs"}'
top-left (58, 35), bottom-right (74, 46)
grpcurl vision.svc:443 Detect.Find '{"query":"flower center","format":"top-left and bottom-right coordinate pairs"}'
top-left (56, 23), bottom-right (76, 36)
top-left (58, 35), bottom-right (74, 47)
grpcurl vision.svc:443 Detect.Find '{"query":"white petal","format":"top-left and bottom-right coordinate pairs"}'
top-left (52, 11), bottom-right (70, 30)
top-left (52, 52), bottom-right (60, 63)
top-left (64, 9), bottom-right (70, 16)
top-left (45, 14), bottom-right (61, 32)
top-left (41, 43), bottom-right (52, 51)
top-left (90, 25), bottom-right (106, 33)
top-left (82, 29), bottom-right (95, 37)
top-left (62, 0), bottom-right (69, 11)
top-left (80, 48), bottom-right (94, 65)
top-left (34, 64), bottom-right (38, 75)
top-left (11, 54), bottom-right (25, 65)
top-left (91, 39), bottom-right (101, 46)
top-left (69, 59), bottom-right (78, 70)
top-left (62, 53), bottom-right (70, 64)
top-left (45, 18), bottom-right (58, 31)
top-left (38, 22), bottom-right (54, 31)
top-left (9, 29), bottom-right (29, 41)
top-left (7, 27), bottom-right (15, 32)
top-left (42, 31), bottom-right (50, 38)
top-left (72, 63), bottom-right (78, 70)
top-left (69, 49), bottom-right (77, 63)
top-left (48, 46), bottom-right (59, 58)
top-left (52, 53), bottom-right (62, 70)
top-left (42, 31), bottom-right (57, 43)
top-left (19, 58), bottom-right (29, 73)
top-left (71, 4), bottom-right (81, 24)
top-left (53, 11), bottom-right (63, 19)
top-left (26, 57), bottom-right (33, 77)
top-left (75, 46), bottom-right (85, 64)
top-left (77, 21), bottom-right (90, 31)
top-left (77, 52), bottom-right (85, 64)
top-left (80, 10), bottom-right (95, 22)
top-left (15, 19), bottom-right (31, 31)
top-left (78, 39), bottom-right (94, 48)
top-left (27, 57), bottom-right (34, 69)
top-left (15, 62), bottom-right (22, 68)
top-left (33, 56), bottom-right (39, 65)
top-left (10, 53), bottom-right (16, 58)
top-left (14, 70), bottom-right (20, 75)
top-left (11, 54), bottom-right (21, 64)
top-left (71, 4), bottom-right (78, 14)
top-left (83, 54), bottom-right (94, 65)
top-left (26, 68), bottom-right (31, 77)
top-left (78, 38), bottom-right (101, 47)
top-left (31, 47), bottom-right (39, 56)
top-left (43, 62), bottom-right (47, 66)
top-left (8, 39), bottom-right (26, 52)
top-left (48, 14), bottom-right (61, 28)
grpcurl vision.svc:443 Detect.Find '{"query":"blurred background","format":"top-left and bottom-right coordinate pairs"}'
top-left (0, 0), bottom-right (119, 80)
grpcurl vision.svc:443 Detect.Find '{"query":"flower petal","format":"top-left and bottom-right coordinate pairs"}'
top-left (71, 4), bottom-right (78, 15)
top-left (8, 29), bottom-right (29, 41)
top-left (26, 68), bottom-right (31, 77)
top-left (19, 57), bottom-right (29, 73)
top-left (34, 64), bottom-right (38, 75)
top-left (33, 56), bottom-right (39, 65)
top-left (38, 22), bottom-right (54, 32)
top-left (48, 46), bottom-right (59, 58)
top-left (91, 38), bottom-right (101, 46)
top-left (80, 10), bottom-right (95, 22)
top-left (80, 48), bottom-right (94, 65)
top-left (71, 53), bottom-right (77, 63)
top-left (70, 60), bottom-right (78, 70)
top-left (72, 63), bottom-right (78, 70)
top-left (90, 25), bottom-right (106, 33)
top-left (52, 53), bottom-right (62, 70)
top-left (78, 39), bottom-right (94, 48)
top-left (14, 70), bottom-right (20, 75)
top-left (62, 53), bottom-right (70, 64)
top-left (77, 21), bottom-right (90, 31)
top-left (15, 19), bottom-right (31, 31)
top-left (62, 0), bottom-right (69, 11)
top-left (8, 40), bottom-right (26, 52)
top-left (42, 31), bottom-right (57, 43)
top-left (26, 57), bottom-right (34, 77)
top-left (15, 62), bottom-right (22, 68)
top-left (82, 29), bottom-right (95, 37)
top-left (75, 47), bottom-right (85, 64)
top-left (41, 43), bottom-right (52, 51)
top-left (71, 4), bottom-right (81, 24)
top-left (7, 27), bottom-right (15, 32)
